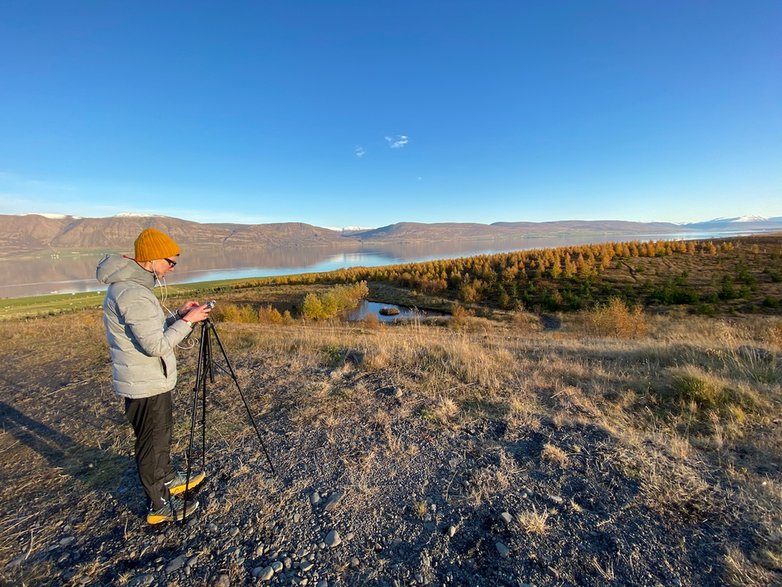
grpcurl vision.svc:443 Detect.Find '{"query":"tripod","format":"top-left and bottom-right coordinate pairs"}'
top-left (182, 318), bottom-right (276, 513)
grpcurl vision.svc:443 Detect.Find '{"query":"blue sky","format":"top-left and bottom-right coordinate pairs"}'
top-left (0, 1), bottom-right (779, 227)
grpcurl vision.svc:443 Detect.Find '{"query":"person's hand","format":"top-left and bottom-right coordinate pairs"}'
top-left (177, 300), bottom-right (200, 318)
top-left (182, 303), bottom-right (212, 324)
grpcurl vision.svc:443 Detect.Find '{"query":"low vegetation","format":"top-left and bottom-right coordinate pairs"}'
top-left (3, 235), bottom-right (781, 322)
top-left (300, 281), bottom-right (369, 321)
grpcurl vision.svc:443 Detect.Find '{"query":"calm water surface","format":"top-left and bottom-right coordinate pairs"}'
top-left (0, 231), bottom-right (759, 298)
top-left (346, 300), bottom-right (445, 322)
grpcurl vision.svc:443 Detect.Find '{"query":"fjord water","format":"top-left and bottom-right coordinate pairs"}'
top-left (0, 231), bottom-right (757, 298)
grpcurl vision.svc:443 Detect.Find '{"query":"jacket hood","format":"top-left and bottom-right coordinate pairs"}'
top-left (96, 254), bottom-right (155, 290)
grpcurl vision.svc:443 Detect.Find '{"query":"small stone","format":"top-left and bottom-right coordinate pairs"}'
top-left (301, 560), bottom-right (315, 572)
top-left (310, 491), bottom-right (321, 506)
top-left (208, 523), bottom-right (219, 533)
top-left (294, 513), bottom-right (301, 523)
top-left (229, 527), bottom-right (240, 538)
top-left (345, 532), bottom-right (355, 541)
top-left (350, 557), bottom-right (360, 568)
top-left (59, 536), bottom-right (75, 547)
top-left (394, 387), bottom-right (403, 398)
top-left (211, 574), bottom-right (231, 587)
top-left (325, 530), bottom-right (341, 547)
top-left (499, 512), bottom-right (513, 525)
top-left (284, 557), bottom-right (293, 569)
top-left (323, 490), bottom-right (345, 512)
top-left (272, 561), bottom-right (284, 573)
top-left (223, 546), bottom-right (239, 557)
top-left (253, 565), bottom-right (274, 581)
top-left (548, 495), bottom-right (564, 505)
top-left (447, 525), bottom-right (457, 537)
top-left (128, 575), bottom-right (155, 587)
top-left (187, 555), bottom-right (199, 568)
top-left (165, 554), bottom-right (187, 574)
top-left (495, 541), bottom-right (510, 558)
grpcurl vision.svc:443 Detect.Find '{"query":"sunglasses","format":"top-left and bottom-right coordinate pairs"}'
top-left (164, 258), bottom-right (177, 268)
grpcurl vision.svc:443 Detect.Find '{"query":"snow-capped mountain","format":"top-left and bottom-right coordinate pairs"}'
top-left (685, 216), bottom-right (782, 230)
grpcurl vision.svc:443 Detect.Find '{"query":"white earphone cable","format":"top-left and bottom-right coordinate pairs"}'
top-left (155, 273), bottom-right (197, 350)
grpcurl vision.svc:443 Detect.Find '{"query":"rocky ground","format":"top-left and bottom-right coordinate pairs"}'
top-left (1, 311), bottom-right (780, 586)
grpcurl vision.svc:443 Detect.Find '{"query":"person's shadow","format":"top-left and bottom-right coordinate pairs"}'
top-left (0, 400), bottom-right (133, 494)
top-left (0, 400), bottom-right (158, 582)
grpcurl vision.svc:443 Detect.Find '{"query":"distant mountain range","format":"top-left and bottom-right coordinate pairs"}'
top-left (1, 213), bottom-right (780, 259)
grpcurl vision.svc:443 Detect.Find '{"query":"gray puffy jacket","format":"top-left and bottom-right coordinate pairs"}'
top-left (97, 255), bottom-right (194, 399)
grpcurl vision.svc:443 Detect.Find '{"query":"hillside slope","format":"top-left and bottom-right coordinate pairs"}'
top-left (7, 214), bottom-right (781, 258)
top-left (0, 308), bottom-right (779, 586)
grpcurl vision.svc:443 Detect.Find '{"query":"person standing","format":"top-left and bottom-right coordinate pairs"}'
top-left (97, 228), bottom-right (211, 524)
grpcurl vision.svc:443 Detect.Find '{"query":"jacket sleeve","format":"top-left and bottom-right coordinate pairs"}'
top-left (118, 290), bottom-right (192, 357)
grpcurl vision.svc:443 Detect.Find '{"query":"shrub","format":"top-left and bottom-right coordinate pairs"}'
top-left (212, 303), bottom-right (258, 323)
top-left (302, 293), bottom-right (326, 320)
top-left (258, 304), bottom-right (283, 324)
top-left (585, 297), bottom-right (647, 338)
top-left (449, 304), bottom-right (474, 330)
top-left (302, 282), bottom-right (369, 321)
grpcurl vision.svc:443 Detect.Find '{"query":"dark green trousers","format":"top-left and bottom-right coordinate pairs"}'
top-left (125, 391), bottom-right (176, 509)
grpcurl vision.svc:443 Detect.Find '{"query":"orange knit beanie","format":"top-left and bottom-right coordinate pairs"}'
top-left (134, 228), bottom-right (181, 262)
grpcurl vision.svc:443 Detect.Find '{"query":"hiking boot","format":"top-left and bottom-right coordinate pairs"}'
top-left (165, 470), bottom-right (206, 496)
top-left (147, 495), bottom-right (199, 525)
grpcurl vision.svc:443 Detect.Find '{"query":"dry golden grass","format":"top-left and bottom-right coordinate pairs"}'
top-left (541, 442), bottom-right (569, 467)
top-left (724, 545), bottom-right (777, 587)
top-left (516, 505), bottom-right (550, 535)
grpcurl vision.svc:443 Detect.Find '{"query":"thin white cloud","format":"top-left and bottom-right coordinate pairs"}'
top-left (385, 135), bottom-right (409, 149)
top-left (354, 146), bottom-right (366, 158)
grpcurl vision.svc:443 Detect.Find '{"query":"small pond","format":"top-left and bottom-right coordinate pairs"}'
top-left (346, 300), bottom-right (447, 322)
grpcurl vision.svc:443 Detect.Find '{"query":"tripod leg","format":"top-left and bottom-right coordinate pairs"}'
top-left (183, 321), bottom-right (208, 519)
top-left (199, 331), bottom-right (210, 471)
top-left (207, 320), bottom-right (276, 476)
